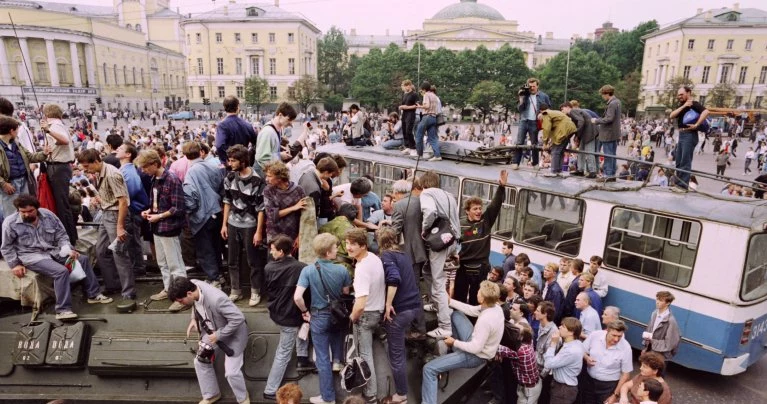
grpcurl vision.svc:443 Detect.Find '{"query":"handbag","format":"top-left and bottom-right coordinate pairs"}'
top-left (436, 113), bottom-right (447, 127)
top-left (316, 263), bottom-right (354, 327)
top-left (422, 196), bottom-right (456, 252)
top-left (340, 327), bottom-right (372, 392)
top-left (64, 256), bottom-right (86, 283)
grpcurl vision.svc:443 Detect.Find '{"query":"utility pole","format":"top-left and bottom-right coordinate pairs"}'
top-left (564, 37), bottom-right (574, 103)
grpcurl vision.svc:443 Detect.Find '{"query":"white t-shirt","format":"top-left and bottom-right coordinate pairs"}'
top-left (352, 252), bottom-right (385, 312)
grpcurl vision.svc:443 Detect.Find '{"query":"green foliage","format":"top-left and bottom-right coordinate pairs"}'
top-left (288, 75), bottom-right (323, 113)
top-left (324, 92), bottom-right (344, 112)
top-left (615, 70), bottom-right (642, 116)
top-left (243, 76), bottom-right (270, 114)
top-left (538, 47), bottom-right (620, 113)
top-left (467, 80), bottom-right (505, 117)
top-left (318, 26), bottom-right (350, 95)
top-left (661, 76), bottom-right (694, 109)
top-left (708, 82), bottom-right (737, 108)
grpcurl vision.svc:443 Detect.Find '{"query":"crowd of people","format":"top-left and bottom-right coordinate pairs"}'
top-left (0, 78), bottom-right (727, 404)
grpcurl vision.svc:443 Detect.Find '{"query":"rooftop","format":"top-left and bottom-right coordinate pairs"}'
top-left (432, 0), bottom-right (505, 21)
top-left (647, 6), bottom-right (767, 37)
top-left (0, 0), bottom-right (115, 17)
top-left (185, 2), bottom-right (319, 32)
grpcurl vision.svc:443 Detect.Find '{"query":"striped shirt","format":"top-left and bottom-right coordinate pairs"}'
top-left (96, 162), bottom-right (129, 211)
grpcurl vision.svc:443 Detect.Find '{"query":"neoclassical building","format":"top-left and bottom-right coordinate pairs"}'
top-left (182, 0), bottom-right (320, 109)
top-left (0, 0), bottom-right (186, 111)
top-left (638, 4), bottom-right (767, 113)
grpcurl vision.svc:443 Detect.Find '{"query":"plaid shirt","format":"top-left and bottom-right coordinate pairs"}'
top-left (150, 169), bottom-right (186, 236)
top-left (498, 342), bottom-right (540, 387)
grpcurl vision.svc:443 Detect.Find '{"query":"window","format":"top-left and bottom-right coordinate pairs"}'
top-left (34, 62), bottom-right (47, 81)
top-left (746, 39), bottom-right (753, 50)
top-left (735, 96), bottom-right (743, 107)
top-left (141, 68), bottom-right (145, 87)
top-left (720, 64), bottom-right (731, 84)
top-left (113, 64), bottom-right (118, 85)
top-left (215, 33), bottom-right (222, 44)
top-left (251, 33), bottom-right (258, 43)
top-left (126, 23), bottom-right (132, 30)
top-left (246, 7), bottom-right (258, 17)
top-left (197, 58), bottom-right (204, 75)
top-left (683, 66), bottom-right (691, 79)
top-left (742, 234), bottom-right (767, 301)
top-left (186, 34), bottom-right (190, 45)
top-left (236, 86), bottom-right (243, 98)
top-left (103, 63), bottom-right (108, 85)
top-left (664, 43), bottom-right (669, 54)
top-left (234, 33), bottom-right (241, 43)
top-left (123, 66), bottom-right (127, 85)
top-left (269, 58), bottom-right (276, 75)
top-left (218, 86), bottom-right (225, 98)
top-left (269, 33), bottom-right (275, 43)
top-left (702, 66), bottom-right (711, 83)
top-left (726, 39), bottom-right (734, 50)
top-left (269, 86), bottom-right (277, 99)
top-left (132, 67), bottom-right (136, 85)
top-left (738, 66), bottom-right (748, 84)
top-left (699, 95), bottom-right (706, 106)
top-left (216, 58), bottom-right (224, 75)
top-left (756, 96), bottom-right (763, 109)
top-left (57, 63), bottom-right (67, 83)
top-left (707, 39), bottom-right (715, 50)
top-left (759, 66), bottom-right (767, 84)
top-left (251, 56), bottom-right (260, 75)
top-left (287, 87), bottom-right (295, 99)
top-left (687, 39), bottom-right (695, 50)
top-left (288, 58), bottom-right (295, 75)
top-left (514, 190), bottom-right (584, 256)
top-left (440, 174), bottom-right (460, 197)
top-left (288, 33), bottom-right (294, 44)
top-left (674, 40), bottom-right (678, 51)
top-left (135, 24), bottom-right (142, 32)
top-left (370, 164), bottom-right (412, 200)
top-left (460, 180), bottom-right (516, 239)
top-left (196, 33), bottom-right (202, 44)
top-left (199, 86), bottom-right (205, 98)
top-left (235, 58), bottom-right (242, 75)
top-left (604, 208), bottom-right (699, 287)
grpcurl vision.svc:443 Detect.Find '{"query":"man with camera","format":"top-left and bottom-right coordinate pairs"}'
top-left (512, 78), bottom-right (552, 170)
top-left (169, 277), bottom-right (250, 404)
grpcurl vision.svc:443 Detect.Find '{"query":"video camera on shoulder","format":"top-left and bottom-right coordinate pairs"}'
top-left (518, 83), bottom-right (531, 97)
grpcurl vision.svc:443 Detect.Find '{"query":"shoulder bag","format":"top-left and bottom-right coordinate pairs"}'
top-left (422, 195), bottom-right (456, 252)
top-left (315, 263), bottom-right (354, 328)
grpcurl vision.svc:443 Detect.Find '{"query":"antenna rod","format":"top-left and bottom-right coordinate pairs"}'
top-left (8, 13), bottom-right (40, 109)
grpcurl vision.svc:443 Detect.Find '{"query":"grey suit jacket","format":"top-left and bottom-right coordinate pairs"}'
top-left (192, 279), bottom-right (248, 355)
top-left (391, 195), bottom-right (427, 265)
top-left (595, 97), bottom-right (622, 142)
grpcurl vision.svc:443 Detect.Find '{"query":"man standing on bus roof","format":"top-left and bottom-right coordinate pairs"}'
top-left (669, 86), bottom-right (709, 190)
top-left (592, 85), bottom-right (622, 183)
top-left (512, 78), bottom-right (551, 171)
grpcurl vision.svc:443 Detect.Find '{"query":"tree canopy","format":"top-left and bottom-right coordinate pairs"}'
top-left (288, 75), bottom-right (323, 113)
top-left (243, 76), bottom-right (270, 114)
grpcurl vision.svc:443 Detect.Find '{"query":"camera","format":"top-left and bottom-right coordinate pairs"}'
top-left (518, 83), bottom-right (531, 97)
top-left (196, 340), bottom-right (216, 364)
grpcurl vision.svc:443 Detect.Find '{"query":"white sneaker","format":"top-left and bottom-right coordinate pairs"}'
top-left (55, 311), bottom-right (78, 320)
top-left (309, 396), bottom-right (336, 404)
top-left (409, 150), bottom-right (418, 157)
top-left (426, 328), bottom-right (452, 339)
top-left (423, 303), bottom-right (438, 312)
top-left (401, 148), bottom-right (411, 154)
top-left (249, 292), bottom-right (261, 307)
top-left (543, 172), bottom-right (562, 178)
top-left (87, 294), bottom-right (114, 304)
top-left (150, 289), bottom-right (168, 301)
top-left (208, 280), bottom-right (222, 289)
top-left (428, 156), bottom-right (442, 162)
top-left (168, 301), bottom-right (189, 312)
top-left (332, 362), bottom-right (344, 372)
top-left (511, 164), bottom-right (520, 170)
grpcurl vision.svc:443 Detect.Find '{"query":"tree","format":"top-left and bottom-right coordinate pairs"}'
top-left (317, 26), bottom-right (350, 95)
top-left (661, 76), bottom-right (694, 109)
top-left (467, 80), bottom-right (505, 118)
top-left (538, 47), bottom-right (620, 113)
top-left (615, 70), bottom-right (642, 116)
top-left (288, 75), bottom-right (323, 113)
top-left (708, 82), bottom-right (737, 108)
top-left (324, 92), bottom-right (344, 112)
top-left (243, 76), bottom-right (270, 115)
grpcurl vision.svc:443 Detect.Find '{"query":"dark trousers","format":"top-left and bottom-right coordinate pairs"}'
top-left (47, 162), bottom-right (77, 244)
top-left (538, 374), bottom-right (553, 404)
top-left (550, 380), bottom-right (578, 404)
top-left (226, 224), bottom-right (267, 293)
top-left (402, 113), bottom-right (416, 149)
top-left (384, 307), bottom-right (422, 396)
top-left (581, 373), bottom-right (618, 404)
top-left (193, 216), bottom-right (223, 282)
top-left (488, 358), bottom-right (518, 403)
top-left (453, 264), bottom-right (487, 305)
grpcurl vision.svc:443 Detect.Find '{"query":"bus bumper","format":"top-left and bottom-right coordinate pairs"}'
top-left (721, 353), bottom-right (749, 376)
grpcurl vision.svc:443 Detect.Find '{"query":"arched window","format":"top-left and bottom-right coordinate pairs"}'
top-left (103, 63), bottom-right (108, 85)
top-left (135, 24), bottom-right (142, 32)
top-left (140, 68), bottom-right (145, 87)
top-left (123, 66), bottom-right (127, 85)
top-left (126, 24), bottom-right (132, 30)
top-left (113, 64), bottom-right (118, 85)
top-left (132, 67), bottom-right (136, 85)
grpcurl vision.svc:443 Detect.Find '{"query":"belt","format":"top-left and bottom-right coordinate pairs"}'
top-left (48, 161), bottom-right (73, 165)
top-left (310, 307), bottom-right (331, 314)
top-left (520, 380), bottom-right (539, 388)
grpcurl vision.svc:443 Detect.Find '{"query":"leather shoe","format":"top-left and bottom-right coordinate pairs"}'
top-left (263, 392), bottom-right (276, 401)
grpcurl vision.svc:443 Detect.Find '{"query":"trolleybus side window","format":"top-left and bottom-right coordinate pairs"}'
top-left (742, 234), bottom-right (767, 301)
top-left (373, 164), bottom-right (410, 197)
top-left (604, 208), bottom-right (699, 287)
top-left (460, 179), bottom-right (516, 239)
top-left (440, 174), bottom-right (460, 197)
top-left (514, 190), bottom-right (584, 256)
top-left (342, 159), bottom-right (373, 184)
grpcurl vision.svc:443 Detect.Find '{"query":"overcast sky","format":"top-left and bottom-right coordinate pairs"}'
top-left (39, 0), bottom-right (766, 38)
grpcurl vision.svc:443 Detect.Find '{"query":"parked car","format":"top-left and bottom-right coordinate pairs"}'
top-left (168, 111), bottom-right (194, 120)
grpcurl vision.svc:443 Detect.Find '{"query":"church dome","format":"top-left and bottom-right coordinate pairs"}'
top-left (432, 0), bottom-right (505, 21)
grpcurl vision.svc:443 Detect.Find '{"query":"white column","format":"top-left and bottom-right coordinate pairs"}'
top-left (716, 64), bottom-right (723, 84)
top-left (45, 39), bottom-right (59, 86)
top-left (18, 38), bottom-right (33, 85)
top-left (0, 38), bottom-right (12, 85)
top-left (259, 57), bottom-right (264, 77)
top-left (69, 42), bottom-right (82, 87)
top-left (84, 43), bottom-right (96, 87)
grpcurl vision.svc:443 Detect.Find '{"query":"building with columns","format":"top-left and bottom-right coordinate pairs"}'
top-left (638, 4), bottom-right (767, 113)
top-left (0, 0), bottom-right (186, 111)
top-left (182, 0), bottom-right (320, 109)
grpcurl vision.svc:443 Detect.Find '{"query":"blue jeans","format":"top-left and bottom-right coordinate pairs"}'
top-left (550, 143), bottom-right (567, 173)
top-left (355, 311), bottom-right (382, 397)
top-left (193, 216), bottom-right (223, 282)
top-left (385, 307), bottom-right (422, 395)
top-left (382, 138), bottom-right (404, 150)
top-left (577, 139), bottom-right (598, 174)
top-left (600, 140), bottom-right (618, 177)
top-left (513, 120), bottom-right (540, 166)
top-left (415, 115), bottom-right (440, 157)
top-left (674, 131), bottom-right (699, 189)
top-left (26, 256), bottom-right (100, 313)
top-left (422, 311), bottom-right (487, 404)
top-left (310, 309), bottom-right (343, 402)
top-left (0, 176), bottom-right (28, 218)
top-left (264, 325), bottom-right (310, 395)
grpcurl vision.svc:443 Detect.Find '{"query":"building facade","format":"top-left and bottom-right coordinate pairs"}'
top-left (182, 1), bottom-right (320, 109)
top-left (0, 0), bottom-right (186, 111)
top-left (638, 4), bottom-right (767, 113)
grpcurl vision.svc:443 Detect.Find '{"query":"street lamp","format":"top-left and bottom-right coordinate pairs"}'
top-left (564, 36), bottom-right (574, 103)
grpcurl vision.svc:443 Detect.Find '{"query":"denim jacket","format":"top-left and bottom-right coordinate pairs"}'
top-left (183, 158), bottom-right (223, 235)
top-left (1, 208), bottom-right (71, 268)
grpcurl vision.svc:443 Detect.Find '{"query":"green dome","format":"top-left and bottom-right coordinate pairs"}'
top-left (432, 0), bottom-right (505, 21)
